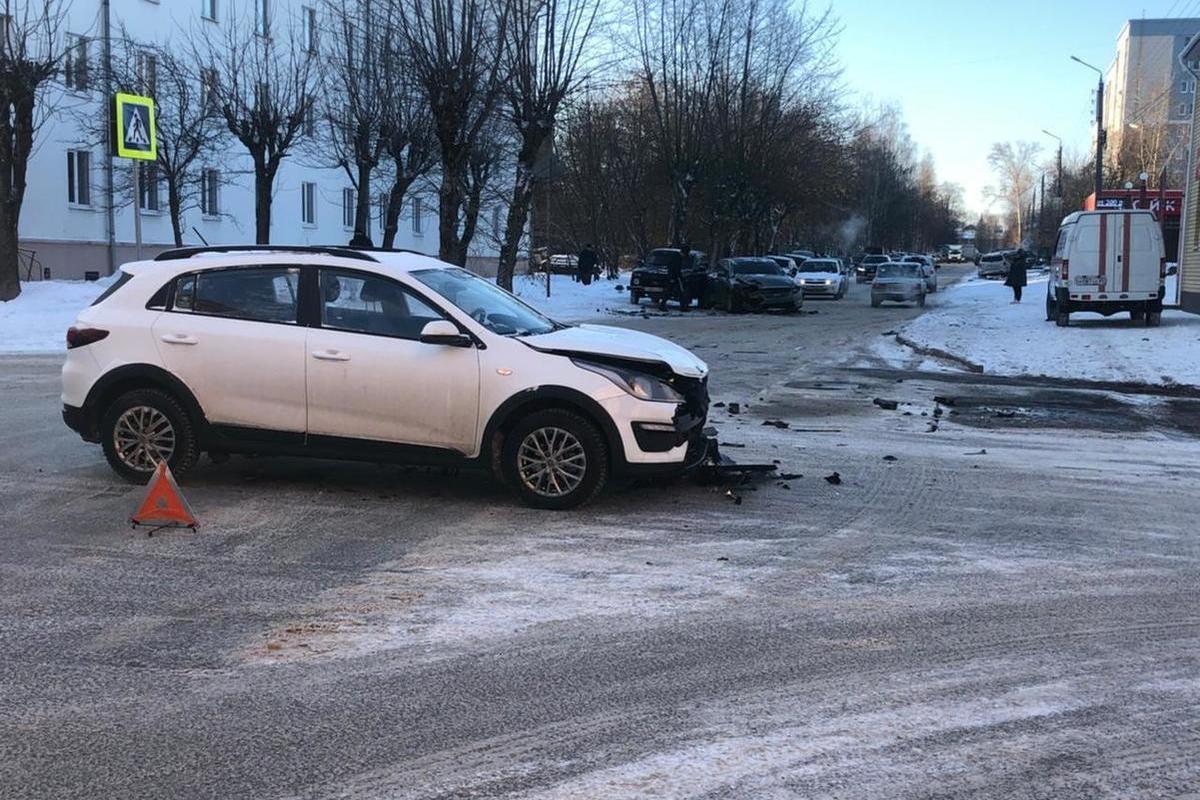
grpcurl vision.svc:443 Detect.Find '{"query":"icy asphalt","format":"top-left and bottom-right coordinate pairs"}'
top-left (1, 265), bottom-right (1197, 799)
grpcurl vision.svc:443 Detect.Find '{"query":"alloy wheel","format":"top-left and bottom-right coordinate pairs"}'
top-left (516, 426), bottom-right (587, 498)
top-left (112, 405), bottom-right (176, 472)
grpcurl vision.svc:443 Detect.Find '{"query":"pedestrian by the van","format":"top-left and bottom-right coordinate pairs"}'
top-left (578, 244), bottom-right (597, 286)
top-left (1006, 248), bottom-right (1028, 303)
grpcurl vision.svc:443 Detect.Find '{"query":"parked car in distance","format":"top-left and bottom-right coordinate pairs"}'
top-left (1046, 210), bottom-right (1166, 327)
top-left (857, 254), bottom-right (890, 283)
top-left (546, 253), bottom-right (579, 275)
top-left (943, 244), bottom-right (965, 263)
top-left (977, 250), bottom-right (1012, 279)
top-left (792, 257), bottom-right (847, 299)
top-left (871, 262), bottom-right (927, 307)
top-left (61, 245), bottom-right (712, 510)
top-left (902, 255), bottom-right (938, 293)
top-left (629, 248), bottom-right (709, 309)
top-left (704, 256), bottom-right (803, 312)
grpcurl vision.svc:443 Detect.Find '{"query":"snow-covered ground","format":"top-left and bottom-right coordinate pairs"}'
top-left (0, 276), bottom-right (116, 354)
top-left (0, 272), bottom-right (628, 355)
top-left (883, 271), bottom-right (1200, 387)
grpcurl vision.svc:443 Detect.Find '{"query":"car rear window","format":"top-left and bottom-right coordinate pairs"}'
top-left (90, 271), bottom-right (133, 306)
top-left (877, 264), bottom-right (919, 278)
top-left (645, 250), bottom-right (682, 268)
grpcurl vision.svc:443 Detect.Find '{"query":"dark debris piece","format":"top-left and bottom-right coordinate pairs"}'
top-left (872, 398), bottom-right (899, 410)
top-left (727, 402), bottom-right (741, 415)
top-left (824, 472), bottom-right (842, 485)
top-left (713, 401), bottom-right (727, 408)
top-left (762, 419), bottom-right (790, 429)
top-left (777, 472), bottom-right (803, 480)
top-left (882, 455), bottom-right (898, 462)
top-left (933, 395), bottom-right (957, 406)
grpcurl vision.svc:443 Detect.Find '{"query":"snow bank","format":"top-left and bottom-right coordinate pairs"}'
top-left (0, 272), bottom-right (626, 355)
top-left (890, 273), bottom-right (1200, 387)
top-left (511, 272), bottom-right (630, 321)
top-left (0, 277), bottom-right (114, 354)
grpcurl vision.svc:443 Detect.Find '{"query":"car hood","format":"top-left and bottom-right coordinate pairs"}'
top-left (798, 272), bottom-right (839, 281)
top-left (523, 324), bottom-right (708, 379)
top-left (733, 274), bottom-right (795, 290)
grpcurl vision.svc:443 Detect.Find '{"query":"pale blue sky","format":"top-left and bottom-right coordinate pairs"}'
top-left (833, 0), bottom-right (1189, 216)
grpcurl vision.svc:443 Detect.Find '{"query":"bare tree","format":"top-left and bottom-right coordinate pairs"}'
top-left (314, 0), bottom-right (388, 245)
top-left (494, 0), bottom-right (599, 289)
top-left (393, 0), bottom-right (511, 265)
top-left (377, 26), bottom-right (438, 249)
top-left (197, 8), bottom-right (316, 244)
top-left (633, 0), bottom-right (731, 248)
top-left (0, 0), bottom-right (69, 300)
top-left (987, 140), bottom-right (1040, 245)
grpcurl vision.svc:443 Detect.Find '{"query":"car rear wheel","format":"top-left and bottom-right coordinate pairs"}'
top-left (100, 388), bottom-right (199, 483)
top-left (1045, 293), bottom-right (1056, 321)
top-left (1146, 311), bottom-right (1162, 327)
top-left (503, 408), bottom-right (609, 510)
top-left (871, 295), bottom-right (881, 308)
top-left (629, 290), bottom-right (642, 305)
top-left (1056, 308), bottom-right (1070, 327)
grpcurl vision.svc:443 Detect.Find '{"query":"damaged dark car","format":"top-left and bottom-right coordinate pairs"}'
top-left (703, 257), bottom-right (804, 313)
top-left (629, 248), bottom-right (709, 309)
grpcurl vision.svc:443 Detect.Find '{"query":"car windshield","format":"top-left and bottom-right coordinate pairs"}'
top-left (800, 260), bottom-right (838, 272)
top-left (863, 256), bottom-right (888, 264)
top-left (730, 259), bottom-right (783, 275)
top-left (645, 250), bottom-right (682, 268)
top-left (411, 267), bottom-right (558, 337)
top-left (877, 263), bottom-right (920, 279)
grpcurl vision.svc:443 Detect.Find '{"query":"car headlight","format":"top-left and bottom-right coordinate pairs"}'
top-left (572, 359), bottom-right (685, 403)
top-left (824, 279), bottom-right (833, 285)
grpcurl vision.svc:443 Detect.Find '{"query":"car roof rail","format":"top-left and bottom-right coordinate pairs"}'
top-left (152, 245), bottom-right (379, 263)
top-left (348, 246), bottom-right (431, 258)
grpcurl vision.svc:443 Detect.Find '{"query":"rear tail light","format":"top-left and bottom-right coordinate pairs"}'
top-left (66, 327), bottom-right (109, 349)
top-left (1061, 259), bottom-right (1069, 280)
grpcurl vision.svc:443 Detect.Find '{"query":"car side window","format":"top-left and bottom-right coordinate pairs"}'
top-left (174, 267), bottom-right (300, 323)
top-left (319, 269), bottom-right (445, 340)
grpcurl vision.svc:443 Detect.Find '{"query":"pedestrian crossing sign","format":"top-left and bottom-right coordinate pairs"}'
top-left (114, 93), bottom-right (157, 160)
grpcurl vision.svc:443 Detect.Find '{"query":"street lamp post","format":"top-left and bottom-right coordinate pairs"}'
top-left (1042, 129), bottom-right (1063, 198)
top-left (1071, 55), bottom-right (1106, 199)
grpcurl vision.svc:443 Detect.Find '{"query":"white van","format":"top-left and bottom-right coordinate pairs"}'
top-left (1046, 210), bottom-right (1165, 327)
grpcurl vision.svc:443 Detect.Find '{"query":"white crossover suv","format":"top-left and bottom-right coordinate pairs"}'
top-left (62, 246), bottom-right (710, 509)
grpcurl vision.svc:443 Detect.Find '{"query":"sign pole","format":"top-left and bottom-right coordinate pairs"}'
top-left (132, 162), bottom-right (143, 261)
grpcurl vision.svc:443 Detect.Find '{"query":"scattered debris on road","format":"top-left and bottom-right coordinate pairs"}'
top-left (762, 419), bottom-right (790, 429)
top-left (824, 472), bottom-right (842, 485)
top-left (873, 398), bottom-right (899, 410)
top-left (727, 402), bottom-right (742, 414)
top-left (883, 455), bottom-right (898, 462)
top-left (964, 448), bottom-right (988, 455)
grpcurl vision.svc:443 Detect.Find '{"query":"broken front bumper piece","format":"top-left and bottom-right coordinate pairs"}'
top-left (688, 429), bottom-right (778, 483)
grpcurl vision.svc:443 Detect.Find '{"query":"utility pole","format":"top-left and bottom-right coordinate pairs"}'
top-left (1042, 129), bottom-right (1063, 197)
top-left (1072, 56), bottom-right (1106, 198)
top-left (102, 0), bottom-right (115, 275)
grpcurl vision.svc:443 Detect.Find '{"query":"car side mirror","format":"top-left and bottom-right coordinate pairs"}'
top-left (419, 320), bottom-right (472, 347)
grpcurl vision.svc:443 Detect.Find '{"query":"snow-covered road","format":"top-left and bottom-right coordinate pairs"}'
top-left (881, 272), bottom-right (1200, 387)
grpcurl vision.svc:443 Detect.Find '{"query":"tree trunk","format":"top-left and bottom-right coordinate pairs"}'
top-left (167, 177), bottom-right (184, 247)
top-left (381, 172), bottom-right (416, 250)
top-left (0, 208), bottom-right (19, 301)
top-left (253, 152), bottom-right (272, 245)
top-left (438, 167), bottom-right (466, 265)
top-left (353, 161), bottom-right (373, 246)
top-left (496, 162), bottom-right (534, 291)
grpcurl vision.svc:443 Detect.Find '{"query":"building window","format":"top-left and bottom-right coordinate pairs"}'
top-left (201, 0), bottom-right (217, 21)
top-left (1180, 102), bottom-right (1191, 117)
top-left (303, 102), bottom-right (315, 137)
top-left (302, 6), bottom-right (317, 53)
top-left (200, 67), bottom-right (219, 112)
top-left (301, 182), bottom-right (316, 225)
top-left (138, 163), bottom-right (160, 212)
top-left (136, 50), bottom-right (157, 95)
top-left (412, 197), bottom-right (423, 234)
top-left (199, 168), bottom-right (219, 216)
top-left (342, 188), bottom-right (356, 229)
top-left (64, 34), bottom-right (89, 92)
top-left (67, 150), bottom-right (91, 206)
top-left (255, 0), bottom-right (270, 38)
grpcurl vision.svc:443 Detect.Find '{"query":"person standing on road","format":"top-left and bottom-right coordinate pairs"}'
top-left (577, 244), bottom-right (597, 286)
top-left (1006, 249), bottom-right (1028, 303)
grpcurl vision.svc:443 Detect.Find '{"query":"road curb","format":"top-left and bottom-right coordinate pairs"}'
top-left (894, 333), bottom-right (985, 374)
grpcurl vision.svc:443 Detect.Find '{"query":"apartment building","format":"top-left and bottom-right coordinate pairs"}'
top-left (1103, 18), bottom-right (1200, 188)
top-left (20, 0), bottom-right (505, 281)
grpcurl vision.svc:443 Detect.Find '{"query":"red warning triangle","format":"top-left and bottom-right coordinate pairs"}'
top-left (131, 461), bottom-right (198, 529)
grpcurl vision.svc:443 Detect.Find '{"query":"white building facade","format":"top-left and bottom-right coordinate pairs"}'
top-left (20, 0), bottom-right (505, 281)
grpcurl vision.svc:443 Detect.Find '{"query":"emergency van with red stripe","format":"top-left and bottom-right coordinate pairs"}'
top-left (1047, 210), bottom-right (1166, 328)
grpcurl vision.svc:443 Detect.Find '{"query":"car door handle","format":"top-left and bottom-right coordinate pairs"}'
top-left (311, 349), bottom-right (351, 362)
top-left (160, 333), bottom-right (198, 345)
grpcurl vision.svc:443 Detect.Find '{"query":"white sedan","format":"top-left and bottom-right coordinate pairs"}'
top-left (791, 258), bottom-right (848, 299)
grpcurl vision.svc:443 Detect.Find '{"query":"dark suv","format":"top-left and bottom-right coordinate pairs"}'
top-left (629, 249), bottom-right (709, 309)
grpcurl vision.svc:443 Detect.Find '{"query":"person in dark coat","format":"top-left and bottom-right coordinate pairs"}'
top-left (577, 244), bottom-right (597, 286)
top-left (1006, 249), bottom-right (1028, 303)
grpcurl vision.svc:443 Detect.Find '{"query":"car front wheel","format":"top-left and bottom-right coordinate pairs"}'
top-left (503, 408), bottom-right (609, 510)
top-left (100, 388), bottom-right (200, 483)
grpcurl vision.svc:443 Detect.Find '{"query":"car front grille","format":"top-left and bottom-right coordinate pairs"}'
top-left (670, 374), bottom-right (709, 432)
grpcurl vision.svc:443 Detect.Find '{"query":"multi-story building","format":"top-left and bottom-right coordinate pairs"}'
top-left (19, 0), bottom-right (504, 281)
top-left (1103, 18), bottom-right (1200, 189)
